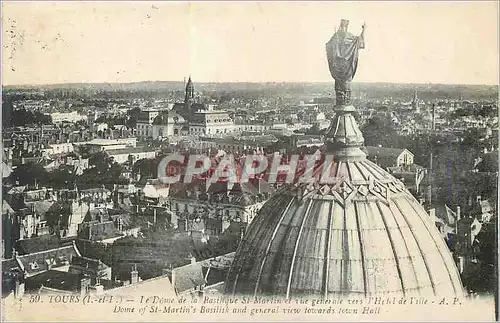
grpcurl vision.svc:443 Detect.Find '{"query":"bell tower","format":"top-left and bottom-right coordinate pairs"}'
top-left (184, 76), bottom-right (195, 121)
top-left (412, 89), bottom-right (420, 113)
top-left (184, 76), bottom-right (194, 103)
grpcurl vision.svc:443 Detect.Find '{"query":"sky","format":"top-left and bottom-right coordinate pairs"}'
top-left (2, 1), bottom-right (499, 86)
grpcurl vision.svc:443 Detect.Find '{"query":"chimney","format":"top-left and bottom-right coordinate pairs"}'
top-left (90, 284), bottom-right (104, 295)
top-left (131, 265), bottom-right (139, 284)
top-left (195, 284), bottom-right (204, 299)
top-left (153, 208), bottom-right (157, 223)
top-left (14, 277), bottom-right (25, 299)
top-left (118, 217), bottom-right (123, 232)
top-left (428, 208), bottom-right (436, 224)
top-left (90, 276), bottom-right (104, 294)
top-left (476, 195), bottom-right (482, 204)
top-left (80, 276), bottom-right (91, 296)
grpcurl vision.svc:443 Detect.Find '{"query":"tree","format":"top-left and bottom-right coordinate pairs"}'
top-left (361, 116), bottom-right (402, 147)
top-left (47, 165), bottom-right (77, 189)
top-left (2, 97), bottom-right (13, 128)
top-left (305, 124), bottom-right (323, 136)
top-left (133, 158), bottom-right (159, 180)
top-left (78, 152), bottom-right (128, 189)
top-left (463, 216), bottom-right (497, 295)
top-left (8, 163), bottom-right (49, 186)
top-left (126, 107), bottom-right (142, 128)
top-left (10, 108), bottom-right (52, 127)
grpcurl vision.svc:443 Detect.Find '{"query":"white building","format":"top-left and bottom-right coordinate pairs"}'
top-left (104, 147), bottom-right (157, 164)
top-left (190, 110), bottom-right (235, 135)
top-left (151, 112), bottom-right (186, 139)
top-left (49, 111), bottom-right (87, 124)
top-left (77, 138), bottom-right (137, 153)
top-left (42, 143), bottom-right (75, 156)
top-left (169, 179), bottom-right (275, 236)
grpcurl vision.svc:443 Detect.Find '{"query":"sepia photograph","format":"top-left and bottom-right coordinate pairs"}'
top-left (1, 1), bottom-right (499, 321)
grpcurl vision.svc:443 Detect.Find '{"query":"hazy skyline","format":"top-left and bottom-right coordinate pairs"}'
top-left (2, 1), bottom-right (499, 86)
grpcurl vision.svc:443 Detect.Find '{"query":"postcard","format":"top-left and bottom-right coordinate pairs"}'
top-left (1, 1), bottom-right (498, 321)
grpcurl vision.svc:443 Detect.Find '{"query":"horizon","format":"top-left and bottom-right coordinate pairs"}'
top-left (2, 2), bottom-right (499, 86)
top-left (3, 79), bottom-right (499, 89)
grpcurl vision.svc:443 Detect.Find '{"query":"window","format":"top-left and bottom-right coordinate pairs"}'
top-left (29, 262), bottom-right (39, 270)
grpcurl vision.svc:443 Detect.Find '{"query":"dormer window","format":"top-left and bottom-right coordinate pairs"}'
top-left (29, 262), bottom-right (39, 270)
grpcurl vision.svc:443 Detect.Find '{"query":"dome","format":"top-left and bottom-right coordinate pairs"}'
top-left (152, 112), bottom-right (185, 125)
top-left (168, 113), bottom-right (185, 124)
top-left (224, 20), bottom-right (463, 299)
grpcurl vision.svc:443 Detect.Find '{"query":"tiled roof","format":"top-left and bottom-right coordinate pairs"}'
top-left (2, 201), bottom-right (15, 214)
top-left (172, 262), bottom-right (206, 294)
top-left (2, 259), bottom-right (19, 273)
top-left (105, 147), bottom-right (157, 156)
top-left (85, 208), bottom-right (110, 222)
top-left (16, 245), bottom-right (80, 276)
top-left (16, 235), bottom-right (61, 255)
top-left (23, 188), bottom-right (50, 202)
top-left (7, 186), bottom-right (26, 195)
top-left (171, 179), bottom-right (274, 206)
top-left (32, 200), bottom-right (55, 218)
top-left (81, 187), bottom-right (111, 194)
top-left (104, 274), bottom-right (176, 296)
top-left (26, 270), bottom-right (81, 293)
top-left (70, 255), bottom-right (109, 271)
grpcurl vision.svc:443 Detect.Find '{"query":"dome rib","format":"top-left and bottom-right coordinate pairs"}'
top-left (269, 199), bottom-right (306, 295)
top-left (353, 201), bottom-right (368, 297)
top-left (253, 197), bottom-right (295, 296)
top-left (341, 205), bottom-right (350, 294)
top-left (375, 200), bottom-right (406, 294)
top-left (286, 199), bottom-right (314, 299)
top-left (392, 198), bottom-right (437, 294)
top-left (386, 202), bottom-right (421, 293)
top-left (404, 197), bottom-right (462, 294)
top-left (323, 200), bottom-right (334, 298)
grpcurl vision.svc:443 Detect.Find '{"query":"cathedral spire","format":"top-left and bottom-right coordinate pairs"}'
top-left (184, 75), bottom-right (194, 104)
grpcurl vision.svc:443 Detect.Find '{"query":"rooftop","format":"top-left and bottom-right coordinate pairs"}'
top-left (365, 146), bottom-right (413, 159)
top-left (105, 147), bottom-right (157, 156)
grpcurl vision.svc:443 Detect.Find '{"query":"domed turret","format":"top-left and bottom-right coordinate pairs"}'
top-left (224, 20), bottom-right (463, 299)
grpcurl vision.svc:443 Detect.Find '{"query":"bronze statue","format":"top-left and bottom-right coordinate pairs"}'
top-left (326, 19), bottom-right (365, 105)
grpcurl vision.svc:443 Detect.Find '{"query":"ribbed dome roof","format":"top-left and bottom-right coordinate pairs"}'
top-left (224, 157), bottom-right (464, 297)
top-left (224, 21), bottom-right (463, 298)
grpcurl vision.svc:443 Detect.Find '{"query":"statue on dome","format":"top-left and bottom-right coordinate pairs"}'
top-left (326, 19), bottom-right (365, 105)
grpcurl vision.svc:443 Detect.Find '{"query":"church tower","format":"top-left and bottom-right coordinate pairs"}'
top-left (412, 89), bottom-right (420, 113)
top-left (184, 76), bottom-right (195, 121)
top-left (184, 76), bottom-right (195, 104)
